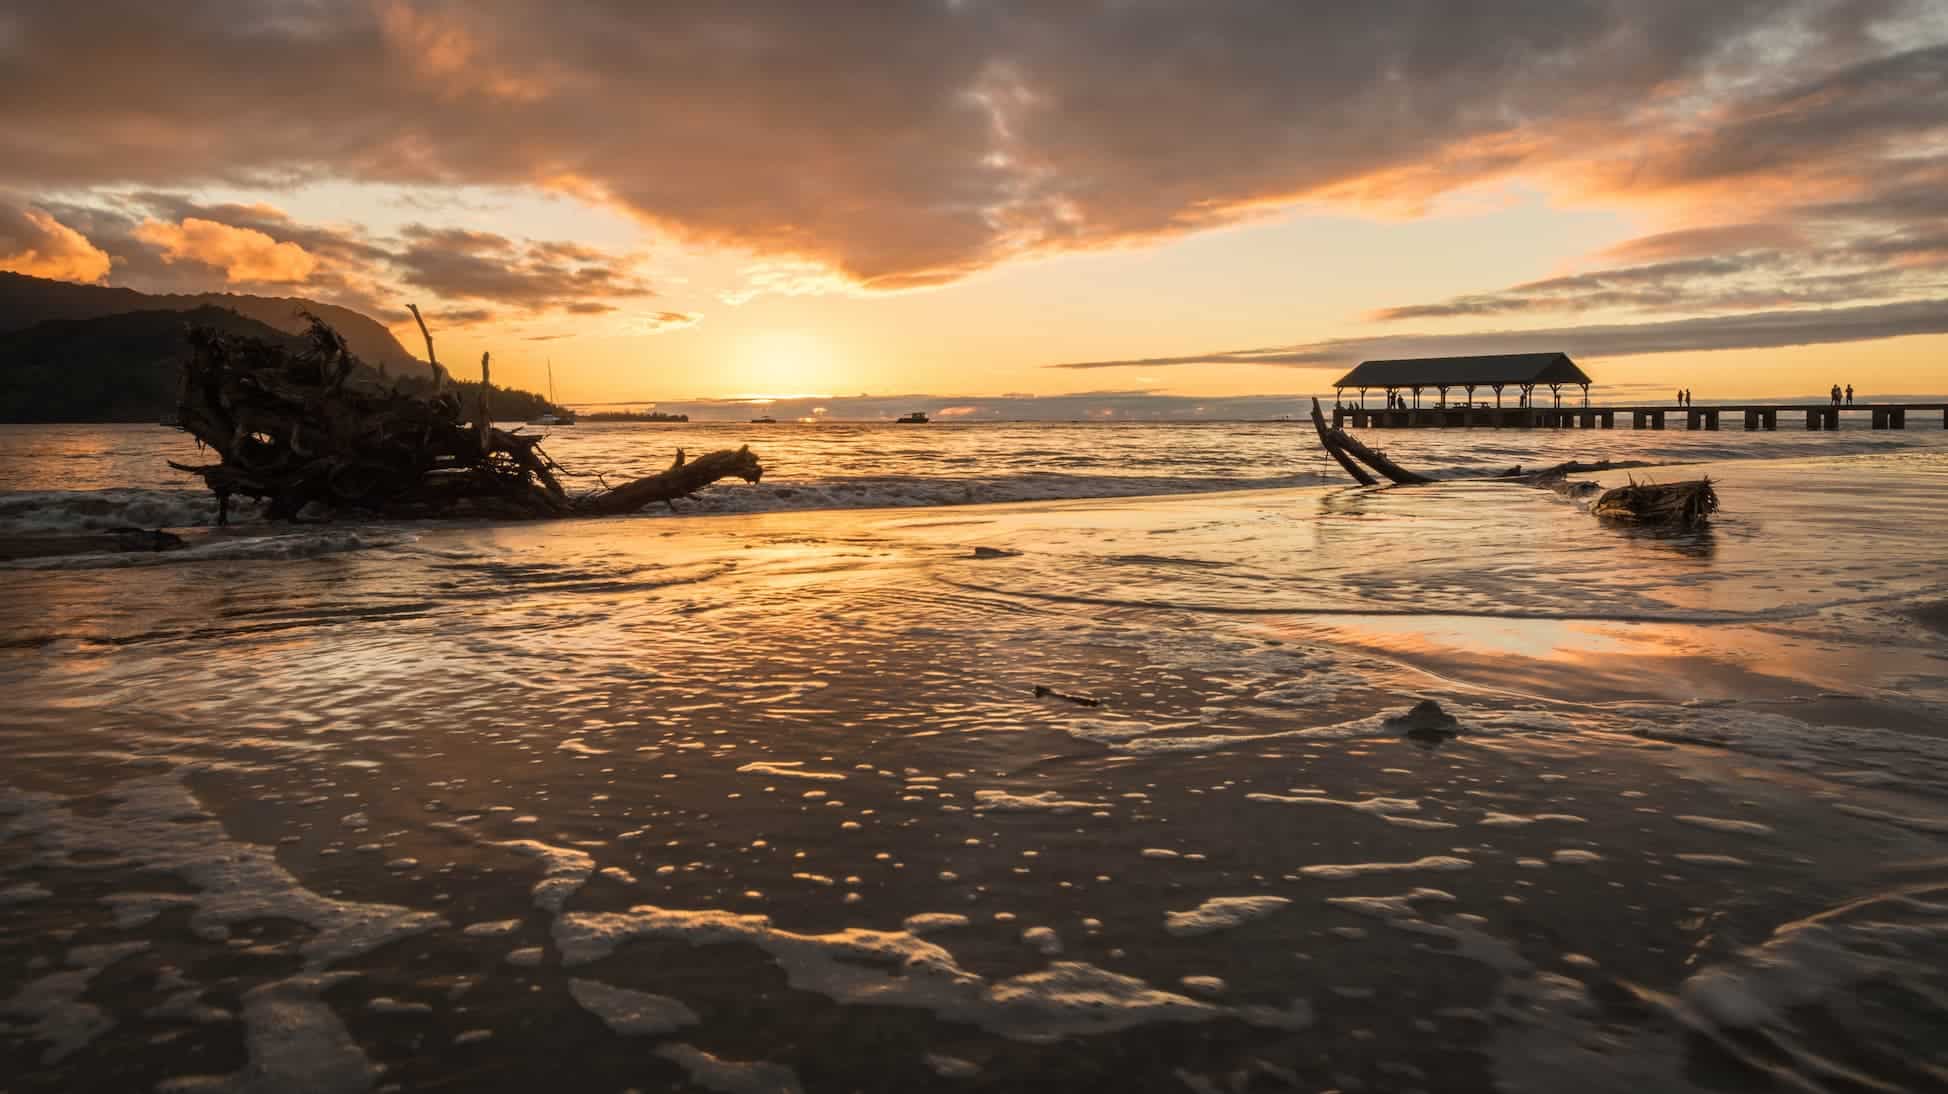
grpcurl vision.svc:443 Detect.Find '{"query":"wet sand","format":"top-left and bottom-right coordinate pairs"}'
top-left (4, 449), bottom-right (1948, 1091)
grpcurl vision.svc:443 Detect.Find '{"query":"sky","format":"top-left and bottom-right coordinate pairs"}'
top-left (1, 1), bottom-right (1945, 413)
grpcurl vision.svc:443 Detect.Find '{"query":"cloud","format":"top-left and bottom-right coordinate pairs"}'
top-left (392, 223), bottom-right (654, 311)
top-left (1046, 299), bottom-right (1948, 372)
top-left (2, 2), bottom-right (1942, 292)
top-left (133, 216), bottom-right (319, 283)
top-left (1598, 224), bottom-right (1808, 264)
top-left (0, 198), bottom-right (111, 282)
top-left (20, 193), bottom-right (666, 325)
top-left (621, 311), bottom-right (699, 335)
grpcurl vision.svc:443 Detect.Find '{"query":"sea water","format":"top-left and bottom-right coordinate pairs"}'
top-left (2, 422), bottom-right (1946, 1091)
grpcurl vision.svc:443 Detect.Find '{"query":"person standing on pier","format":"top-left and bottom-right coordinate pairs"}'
top-left (1831, 384), bottom-right (1842, 406)
top-left (1846, 384), bottom-right (1854, 406)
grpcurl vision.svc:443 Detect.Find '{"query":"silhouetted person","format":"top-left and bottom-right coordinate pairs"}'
top-left (1846, 384), bottom-right (1854, 405)
top-left (1675, 389), bottom-right (1683, 406)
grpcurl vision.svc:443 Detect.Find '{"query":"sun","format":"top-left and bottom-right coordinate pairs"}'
top-left (729, 330), bottom-right (838, 399)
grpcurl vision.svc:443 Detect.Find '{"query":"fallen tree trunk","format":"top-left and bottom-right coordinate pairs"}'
top-left (170, 315), bottom-right (761, 522)
top-left (1308, 398), bottom-right (1718, 525)
top-left (1309, 399), bottom-right (1377, 486)
top-left (1309, 399), bottom-right (1432, 485)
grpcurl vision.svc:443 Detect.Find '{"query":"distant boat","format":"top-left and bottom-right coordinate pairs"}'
top-left (526, 360), bottom-right (576, 425)
top-left (895, 411), bottom-right (930, 424)
top-left (749, 416), bottom-right (778, 424)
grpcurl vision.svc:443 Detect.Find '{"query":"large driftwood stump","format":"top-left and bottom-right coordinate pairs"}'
top-left (170, 315), bottom-right (761, 522)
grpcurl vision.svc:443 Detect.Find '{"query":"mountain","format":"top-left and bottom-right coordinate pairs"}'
top-left (0, 272), bottom-right (426, 376)
top-left (0, 307), bottom-right (307, 422)
top-left (0, 306), bottom-right (562, 424)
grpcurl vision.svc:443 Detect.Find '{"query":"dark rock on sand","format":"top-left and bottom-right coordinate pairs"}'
top-left (1388, 699), bottom-right (1460, 746)
top-left (1907, 600), bottom-right (1948, 636)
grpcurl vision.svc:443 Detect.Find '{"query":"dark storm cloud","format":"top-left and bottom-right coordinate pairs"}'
top-left (2, 1), bottom-right (1937, 289)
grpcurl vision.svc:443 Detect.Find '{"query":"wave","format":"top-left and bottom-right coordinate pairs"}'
top-left (666, 471), bottom-right (1340, 514)
top-left (0, 488), bottom-right (242, 535)
top-left (1, 528), bottom-right (414, 571)
top-left (0, 434), bottom-right (1939, 539)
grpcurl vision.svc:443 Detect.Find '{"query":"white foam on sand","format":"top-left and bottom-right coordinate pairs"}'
top-left (1247, 793), bottom-right (1422, 816)
top-left (902, 913), bottom-right (970, 936)
top-left (1670, 890), bottom-right (1948, 1033)
top-left (554, 904), bottom-right (1310, 1042)
top-left (497, 838), bottom-right (597, 914)
top-left (103, 892), bottom-right (199, 928)
top-left (1479, 812), bottom-right (1587, 827)
top-left (1324, 889), bottom-right (1458, 920)
top-left (1, 775), bottom-right (443, 969)
top-left (1021, 926), bottom-right (1063, 955)
top-left (1299, 857), bottom-right (1473, 880)
top-left (1832, 803), bottom-right (1948, 833)
top-left (972, 789), bottom-right (1111, 813)
top-left (656, 1043), bottom-right (804, 1094)
top-left (924, 1053), bottom-right (981, 1078)
top-left (461, 918), bottom-right (524, 937)
top-left (1163, 896), bottom-right (1293, 937)
top-left (1675, 816), bottom-right (1775, 837)
top-left (158, 972), bottom-right (376, 1094)
top-left (567, 978), bottom-right (700, 1035)
top-left (1, 941), bottom-right (149, 1064)
top-left (735, 762), bottom-right (847, 782)
top-left (1674, 854), bottom-right (1750, 867)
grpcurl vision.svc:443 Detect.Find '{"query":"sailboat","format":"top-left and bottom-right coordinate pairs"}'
top-left (526, 359), bottom-right (576, 426)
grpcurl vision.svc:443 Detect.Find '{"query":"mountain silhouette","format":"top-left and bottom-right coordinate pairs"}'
top-left (0, 272), bottom-right (425, 376)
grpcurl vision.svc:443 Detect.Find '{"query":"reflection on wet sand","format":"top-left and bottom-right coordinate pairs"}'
top-left (4, 450), bottom-right (1948, 1091)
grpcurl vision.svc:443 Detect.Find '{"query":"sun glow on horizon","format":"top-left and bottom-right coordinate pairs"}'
top-left (725, 330), bottom-right (845, 398)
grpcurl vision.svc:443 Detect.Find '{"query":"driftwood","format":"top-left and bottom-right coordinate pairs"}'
top-left (1590, 477), bottom-right (1718, 524)
top-left (1034, 685), bottom-right (1103, 708)
top-left (1310, 398), bottom-right (1718, 525)
top-left (170, 315), bottom-right (761, 522)
top-left (1310, 399), bottom-right (1424, 484)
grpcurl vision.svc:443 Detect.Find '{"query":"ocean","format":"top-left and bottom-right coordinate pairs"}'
top-left (3, 420), bottom-right (1947, 1092)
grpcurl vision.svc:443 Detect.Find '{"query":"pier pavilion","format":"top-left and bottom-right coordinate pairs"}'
top-left (1333, 352), bottom-right (1593, 413)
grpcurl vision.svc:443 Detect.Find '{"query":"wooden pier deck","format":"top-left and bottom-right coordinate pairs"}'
top-left (1330, 403), bottom-right (1948, 431)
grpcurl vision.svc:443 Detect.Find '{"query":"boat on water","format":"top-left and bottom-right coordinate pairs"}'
top-left (750, 416), bottom-right (777, 424)
top-left (895, 412), bottom-right (930, 424)
top-left (526, 360), bottom-right (576, 426)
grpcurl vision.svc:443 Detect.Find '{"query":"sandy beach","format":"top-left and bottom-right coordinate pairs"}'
top-left (4, 437), bottom-right (1946, 1092)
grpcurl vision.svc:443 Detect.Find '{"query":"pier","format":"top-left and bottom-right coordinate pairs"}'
top-left (1329, 352), bottom-right (1944, 431)
top-left (1329, 403), bottom-right (1948, 430)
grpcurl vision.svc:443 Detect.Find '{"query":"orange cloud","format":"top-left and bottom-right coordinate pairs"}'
top-left (133, 217), bottom-right (319, 283)
top-left (0, 203), bottom-right (111, 282)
